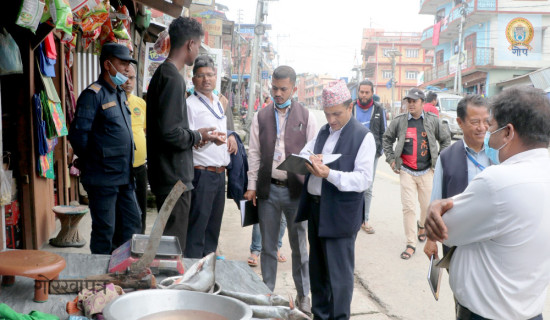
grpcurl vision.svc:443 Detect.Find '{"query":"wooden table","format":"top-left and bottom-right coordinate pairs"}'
top-left (0, 252), bottom-right (270, 317)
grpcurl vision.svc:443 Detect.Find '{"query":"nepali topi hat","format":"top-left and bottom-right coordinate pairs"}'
top-left (322, 80), bottom-right (351, 108)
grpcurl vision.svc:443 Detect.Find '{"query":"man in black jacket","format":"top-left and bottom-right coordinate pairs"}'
top-left (146, 17), bottom-right (224, 250)
top-left (353, 80), bottom-right (386, 234)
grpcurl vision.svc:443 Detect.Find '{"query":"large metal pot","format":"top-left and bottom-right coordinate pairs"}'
top-left (103, 289), bottom-right (252, 320)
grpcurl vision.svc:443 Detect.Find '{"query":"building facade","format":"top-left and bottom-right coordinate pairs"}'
top-left (361, 29), bottom-right (433, 112)
top-left (419, 0), bottom-right (550, 96)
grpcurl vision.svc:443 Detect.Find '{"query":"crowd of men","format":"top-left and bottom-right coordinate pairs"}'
top-left (68, 16), bottom-right (550, 320)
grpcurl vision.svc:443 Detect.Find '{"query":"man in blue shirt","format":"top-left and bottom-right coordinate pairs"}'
top-left (424, 94), bottom-right (490, 259)
top-left (69, 43), bottom-right (141, 254)
top-left (353, 80), bottom-right (386, 234)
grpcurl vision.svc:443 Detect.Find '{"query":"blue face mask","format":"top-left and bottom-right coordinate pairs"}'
top-left (272, 96), bottom-right (291, 109)
top-left (483, 125), bottom-right (510, 165)
top-left (108, 61), bottom-right (128, 86)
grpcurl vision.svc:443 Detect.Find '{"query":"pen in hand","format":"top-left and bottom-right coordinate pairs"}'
top-left (307, 149), bottom-right (320, 160)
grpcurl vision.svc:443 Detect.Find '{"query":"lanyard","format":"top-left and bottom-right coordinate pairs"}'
top-left (466, 152), bottom-right (486, 171)
top-left (274, 107), bottom-right (289, 139)
top-left (194, 92), bottom-right (224, 120)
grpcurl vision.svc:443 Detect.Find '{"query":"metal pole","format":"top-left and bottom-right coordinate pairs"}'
top-left (457, 4), bottom-right (466, 93)
top-left (245, 0), bottom-right (263, 143)
top-left (454, 3), bottom-right (466, 93)
top-left (235, 10), bottom-right (243, 112)
top-left (391, 55), bottom-right (396, 115)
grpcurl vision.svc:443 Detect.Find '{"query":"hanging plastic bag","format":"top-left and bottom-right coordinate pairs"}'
top-left (0, 29), bottom-right (24, 75)
top-left (0, 168), bottom-right (13, 205)
top-left (153, 30), bottom-right (170, 57)
top-left (16, 0), bottom-right (46, 33)
top-left (49, 0), bottom-right (73, 34)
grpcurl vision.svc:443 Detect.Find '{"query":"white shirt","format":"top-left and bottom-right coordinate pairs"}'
top-left (187, 91), bottom-right (230, 167)
top-left (300, 123), bottom-right (376, 195)
top-left (443, 148), bottom-right (550, 319)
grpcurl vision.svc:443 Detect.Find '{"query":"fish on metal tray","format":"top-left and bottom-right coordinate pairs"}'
top-left (159, 252), bottom-right (215, 292)
top-left (220, 289), bottom-right (289, 307)
top-left (250, 305), bottom-right (311, 320)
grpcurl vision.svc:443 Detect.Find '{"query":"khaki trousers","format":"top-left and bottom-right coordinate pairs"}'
top-left (399, 169), bottom-right (434, 246)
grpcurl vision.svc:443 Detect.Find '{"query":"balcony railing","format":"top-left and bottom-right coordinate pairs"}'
top-left (421, 26), bottom-right (434, 42)
top-left (423, 47), bottom-right (493, 84)
top-left (477, 0), bottom-right (496, 11)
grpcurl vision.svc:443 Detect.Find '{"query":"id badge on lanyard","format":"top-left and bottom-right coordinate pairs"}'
top-left (274, 109), bottom-right (288, 161)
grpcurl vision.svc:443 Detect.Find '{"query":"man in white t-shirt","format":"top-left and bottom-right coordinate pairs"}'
top-left (425, 86), bottom-right (550, 320)
top-left (186, 55), bottom-right (238, 258)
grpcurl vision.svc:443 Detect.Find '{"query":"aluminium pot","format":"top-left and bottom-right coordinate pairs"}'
top-left (103, 289), bottom-right (252, 320)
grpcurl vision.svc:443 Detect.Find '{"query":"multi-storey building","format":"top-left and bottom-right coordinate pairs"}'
top-left (361, 29), bottom-right (433, 110)
top-left (419, 0), bottom-right (550, 96)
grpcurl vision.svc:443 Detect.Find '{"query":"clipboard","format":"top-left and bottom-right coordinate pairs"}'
top-left (427, 255), bottom-right (443, 301)
top-left (276, 153), bottom-right (341, 175)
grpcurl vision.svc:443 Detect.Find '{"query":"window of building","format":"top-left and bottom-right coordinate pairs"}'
top-left (383, 70), bottom-right (393, 79)
top-left (406, 71), bottom-right (418, 80)
top-left (406, 49), bottom-right (419, 58)
top-left (425, 57), bottom-right (433, 63)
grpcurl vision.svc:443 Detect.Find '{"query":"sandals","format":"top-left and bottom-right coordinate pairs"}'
top-left (417, 221), bottom-right (427, 242)
top-left (277, 251), bottom-right (287, 263)
top-left (247, 252), bottom-right (260, 267)
top-left (361, 223), bottom-right (375, 234)
top-left (400, 245), bottom-right (416, 260)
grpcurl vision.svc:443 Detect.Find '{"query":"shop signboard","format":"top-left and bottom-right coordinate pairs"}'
top-left (142, 43), bottom-right (167, 93)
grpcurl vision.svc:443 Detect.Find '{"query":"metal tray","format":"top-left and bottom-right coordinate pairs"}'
top-left (131, 234), bottom-right (182, 259)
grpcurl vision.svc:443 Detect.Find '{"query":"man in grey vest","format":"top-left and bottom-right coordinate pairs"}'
top-left (296, 80), bottom-right (375, 319)
top-left (424, 95), bottom-right (490, 260)
top-left (244, 65), bottom-right (317, 315)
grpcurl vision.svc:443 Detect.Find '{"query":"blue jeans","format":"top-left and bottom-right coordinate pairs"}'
top-left (364, 156), bottom-right (380, 222)
top-left (250, 215), bottom-right (286, 254)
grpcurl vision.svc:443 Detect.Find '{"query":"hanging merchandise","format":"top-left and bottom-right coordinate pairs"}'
top-left (0, 29), bottom-right (24, 76)
top-left (74, 0), bottom-right (108, 32)
top-left (48, 0), bottom-right (73, 34)
top-left (33, 93), bottom-right (50, 155)
top-left (38, 42), bottom-right (56, 77)
top-left (154, 30), bottom-right (170, 56)
top-left (16, 0), bottom-right (46, 33)
top-left (65, 53), bottom-right (76, 123)
top-left (38, 151), bottom-right (55, 179)
top-left (40, 90), bottom-right (68, 138)
top-left (112, 19), bottom-right (131, 51)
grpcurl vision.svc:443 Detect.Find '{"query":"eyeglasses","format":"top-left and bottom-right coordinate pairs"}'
top-left (194, 73), bottom-right (216, 79)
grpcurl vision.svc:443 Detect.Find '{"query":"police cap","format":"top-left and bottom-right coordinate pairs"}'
top-left (100, 43), bottom-right (137, 64)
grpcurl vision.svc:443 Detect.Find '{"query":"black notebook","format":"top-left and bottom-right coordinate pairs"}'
top-left (240, 200), bottom-right (259, 227)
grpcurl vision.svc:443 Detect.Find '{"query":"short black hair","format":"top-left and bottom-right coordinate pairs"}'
top-left (272, 65), bottom-right (296, 85)
top-left (169, 17), bottom-right (204, 50)
top-left (490, 87), bottom-right (550, 146)
top-left (193, 55), bottom-right (215, 75)
top-left (457, 94), bottom-right (487, 120)
top-left (358, 80), bottom-right (374, 92)
top-left (426, 92), bottom-right (438, 103)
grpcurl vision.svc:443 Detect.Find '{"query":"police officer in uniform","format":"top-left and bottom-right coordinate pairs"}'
top-left (69, 43), bottom-right (141, 254)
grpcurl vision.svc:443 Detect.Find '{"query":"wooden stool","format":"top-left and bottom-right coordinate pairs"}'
top-left (49, 205), bottom-right (89, 248)
top-left (0, 250), bottom-right (66, 302)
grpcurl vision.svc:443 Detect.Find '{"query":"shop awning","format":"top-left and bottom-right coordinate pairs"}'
top-left (232, 74), bottom-right (250, 81)
top-left (135, 0), bottom-right (191, 18)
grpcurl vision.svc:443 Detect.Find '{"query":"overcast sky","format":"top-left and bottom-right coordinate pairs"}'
top-left (224, 0), bottom-right (434, 79)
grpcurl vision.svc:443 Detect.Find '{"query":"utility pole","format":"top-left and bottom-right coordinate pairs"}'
top-left (388, 49), bottom-right (402, 116)
top-left (454, 1), bottom-right (467, 93)
top-left (235, 9), bottom-right (243, 112)
top-left (245, 0), bottom-right (266, 143)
